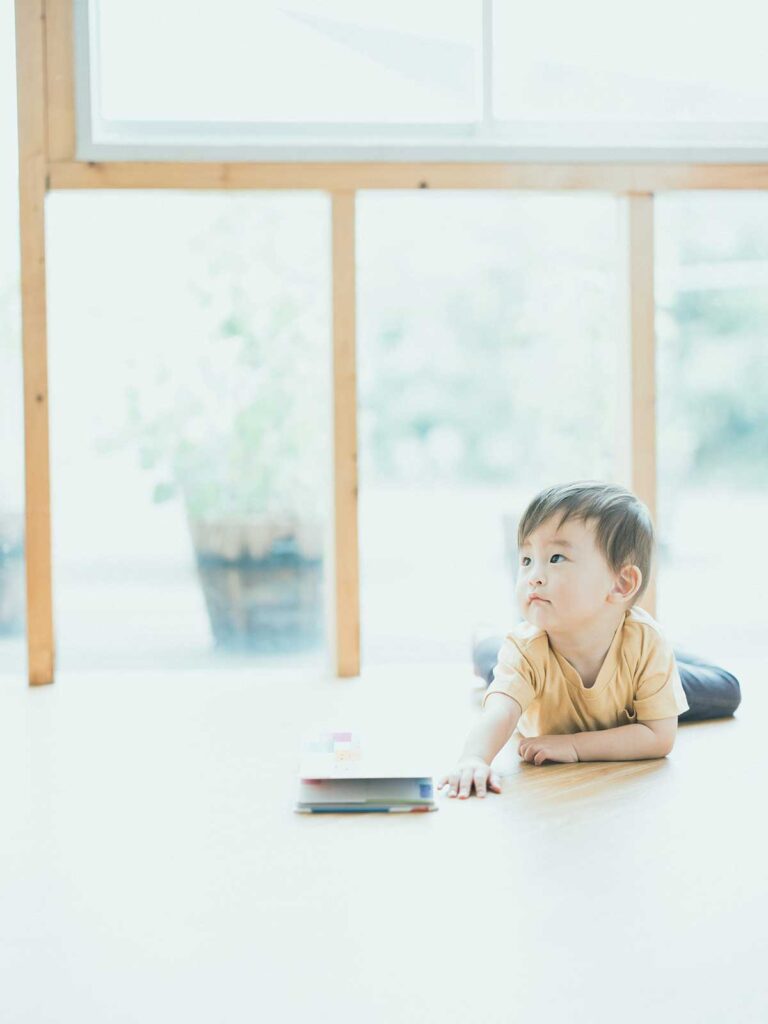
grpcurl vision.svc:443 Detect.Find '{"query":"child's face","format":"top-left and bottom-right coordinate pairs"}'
top-left (515, 515), bottom-right (626, 629)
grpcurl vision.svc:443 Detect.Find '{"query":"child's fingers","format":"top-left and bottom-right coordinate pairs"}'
top-left (438, 773), bottom-right (460, 796)
top-left (458, 768), bottom-right (476, 798)
top-left (437, 766), bottom-right (503, 798)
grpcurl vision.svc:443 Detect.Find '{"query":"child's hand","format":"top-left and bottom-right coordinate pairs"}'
top-left (436, 757), bottom-right (503, 799)
top-left (518, 735), bottom-right (579, 765)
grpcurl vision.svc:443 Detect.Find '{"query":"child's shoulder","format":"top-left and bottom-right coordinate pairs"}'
top-left (504, 618), bottom-right (548, 648)
top-left (623, 606), bottom-right (673, 651)
top-left (625, 605), bottom-right (664, 632)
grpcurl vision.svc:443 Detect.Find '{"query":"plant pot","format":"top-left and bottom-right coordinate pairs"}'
top-left (0, 513), bottom-right (24, 636)
top-left (188, 516), bottom-right (325, 653)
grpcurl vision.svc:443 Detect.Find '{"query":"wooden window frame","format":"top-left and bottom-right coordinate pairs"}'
top-left (15, 0), bottom-right (768, 684)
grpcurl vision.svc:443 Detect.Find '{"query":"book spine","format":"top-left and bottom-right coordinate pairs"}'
top-left (295, 805), bottom-right (437, 814)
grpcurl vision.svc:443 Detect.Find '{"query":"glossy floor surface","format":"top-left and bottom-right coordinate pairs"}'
top-left (0, 652), bottom-right (763, 1023)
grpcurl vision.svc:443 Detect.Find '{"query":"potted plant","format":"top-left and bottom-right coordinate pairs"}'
top-left (109, 200), bottom-right (330, 653)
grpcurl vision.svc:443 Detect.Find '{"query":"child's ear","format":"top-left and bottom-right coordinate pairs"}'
top-left (609, 564), bottom-right (642, 604)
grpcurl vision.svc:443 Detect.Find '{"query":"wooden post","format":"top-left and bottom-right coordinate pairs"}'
top-left (45, 0), bottom-right (76, 162)
top-left (331, 192), bottom-right (360, 677)
top-left (15, 0), bottom-right (55, 684)
top-left (626, 194), bottom-right (658, 618)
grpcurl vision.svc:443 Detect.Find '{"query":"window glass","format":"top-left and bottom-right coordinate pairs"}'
top-left (46, 192), bottom-right (332, 671)
top-left (357, 192), bottom-right (622, 664)
top-left (96, 0), bottom-right (482, 124)
top-left (0, 0), bottom-right (25, 678)
top-left (494, 0), bottom-right (768, 124)
top-left (656, 193), bottom-right (768, 668)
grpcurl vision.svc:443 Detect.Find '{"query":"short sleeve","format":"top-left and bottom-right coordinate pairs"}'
top-left (481, 634), bottom-right (539, 714)
top-left (633, 630), bottom-right (690, 721)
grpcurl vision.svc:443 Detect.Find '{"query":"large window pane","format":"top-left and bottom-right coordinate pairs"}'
top-left (96, 1), bottom-right (481, 124)
top-left (656, 193), bottom-right (768, 667)
top-left (46, 192), bottom-right (331, 671)
top-left (358, 193), bottom-right (623, 664)
top-left (0, 0), bottom-right (25, 678)
top-left (494, 0), bottom-right (768, 124)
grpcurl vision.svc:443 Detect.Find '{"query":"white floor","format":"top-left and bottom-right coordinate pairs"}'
top-left (0, 654), bottom-right (765, 1023)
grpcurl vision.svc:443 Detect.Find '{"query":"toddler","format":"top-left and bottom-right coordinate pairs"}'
top-left (437, 481), bottom-right (689, 799)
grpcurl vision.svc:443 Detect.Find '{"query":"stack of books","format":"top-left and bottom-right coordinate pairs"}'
top-left (295, 730), bottom-right (438, 814)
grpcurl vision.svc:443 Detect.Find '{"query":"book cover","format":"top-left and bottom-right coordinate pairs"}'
top-left (296, 730), bottom-right (438, 813)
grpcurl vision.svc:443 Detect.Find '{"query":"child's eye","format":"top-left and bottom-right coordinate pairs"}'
top-left (520, 554), bottom-right (565, 566)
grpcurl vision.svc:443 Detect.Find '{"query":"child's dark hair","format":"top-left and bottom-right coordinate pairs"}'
top-left (517, 481), bottom-right (654, 604)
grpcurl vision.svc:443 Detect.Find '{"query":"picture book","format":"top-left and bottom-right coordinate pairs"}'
top-left (295, 730), bottom-right (438, 814)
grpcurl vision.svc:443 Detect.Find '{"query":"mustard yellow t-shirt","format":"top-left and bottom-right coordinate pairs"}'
top-left (481, 606), bottom-right (690, 737)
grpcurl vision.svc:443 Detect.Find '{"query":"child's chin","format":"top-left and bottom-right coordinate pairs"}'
top-left (524, 603), bottom-right (556, 625)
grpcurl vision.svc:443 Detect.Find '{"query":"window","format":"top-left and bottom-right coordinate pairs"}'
top-left (94, 1), bottom-right (481, 124)
top-left (656, 193), bottom-right (768, 664)
top-left (0, 1), bottom-right (24, 676)
top-left (494, 0), bottom-right (768, 132)
top-left (45, 191), bottom-right (332, 671)
top-left (75, 0), bottom-right (768, 161)
top-left (357, 192), bottom-right (622, 662)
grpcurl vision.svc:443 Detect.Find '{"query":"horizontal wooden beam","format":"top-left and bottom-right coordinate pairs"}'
top-left (48, 160), bottom-right (768, 192)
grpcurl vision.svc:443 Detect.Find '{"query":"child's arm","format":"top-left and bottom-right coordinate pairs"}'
top-left (437, 693), bottom-right (522, 798)
top-left (572, 717), bottom-right (677, 760)
top-left (518, 716), bottom-right (678, 764)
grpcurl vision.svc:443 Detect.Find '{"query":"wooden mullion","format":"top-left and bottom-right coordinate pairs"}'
top-left (627, 194), bottom-right (658, 618)
top-left (331, 192), bottom-right (360, 677)
top-left (16, 0), bottom-right (55, 684)
top-left (45, 0), bottom-right (76, 161)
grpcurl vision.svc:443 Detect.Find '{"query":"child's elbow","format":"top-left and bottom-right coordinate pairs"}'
top-left (642, 717), bottom-right (678, 757)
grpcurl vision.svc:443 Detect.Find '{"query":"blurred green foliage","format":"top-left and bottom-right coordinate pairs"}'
top-left (357, 196), bottom-right (618, 487)
top-left (16, 194), bottom-right (767, 523)
top-left (659, 286), bottom-right (768, 488)
top-left (103, 200), bottom-right (330, 521)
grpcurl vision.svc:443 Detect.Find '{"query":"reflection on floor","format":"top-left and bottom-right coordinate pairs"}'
top-left (0, 652), bottom-right (763, 1022)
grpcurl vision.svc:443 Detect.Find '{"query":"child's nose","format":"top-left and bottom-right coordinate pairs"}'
top-left (525, 564), bottom-right (546, 585)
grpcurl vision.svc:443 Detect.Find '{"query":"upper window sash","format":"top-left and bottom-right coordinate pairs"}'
top-left (73, 0), bottom-right (768, 164)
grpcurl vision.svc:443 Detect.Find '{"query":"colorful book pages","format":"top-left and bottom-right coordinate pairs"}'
top-left (296, 730), bottom-right (437, 813)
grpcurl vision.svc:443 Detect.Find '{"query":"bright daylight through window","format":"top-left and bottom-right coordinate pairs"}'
top-left (79, 0), bottom-right (768, 159)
